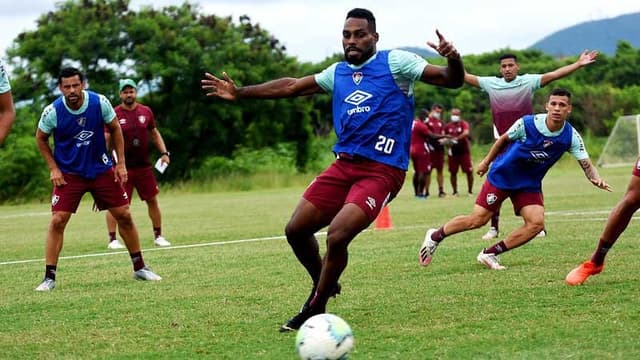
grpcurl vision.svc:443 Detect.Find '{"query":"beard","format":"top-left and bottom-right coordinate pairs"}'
top-left (344, 46), bottom-right (374, 65)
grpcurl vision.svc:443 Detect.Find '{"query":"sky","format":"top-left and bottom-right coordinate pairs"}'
top-left (0, 0), bottom-right (638, 64)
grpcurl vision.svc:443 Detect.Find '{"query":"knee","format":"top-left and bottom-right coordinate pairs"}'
top-left (284, 221), bottom-right (303, 244)
top-left (527, 219), bottom-right (545, 234)
top-left (146, 197), bottom-right (159, 208)
top-left (325, 233), bottom-right (349, 254)
top-left (469, 217), bottom-right (487, 229)
top-left (50, 213), bottom-right (70, 232)
top-left (113, 210), bottom-right (134, 228)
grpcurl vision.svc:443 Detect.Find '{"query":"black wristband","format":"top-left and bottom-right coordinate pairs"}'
top-left (161, 151), bottom-right (170, 157)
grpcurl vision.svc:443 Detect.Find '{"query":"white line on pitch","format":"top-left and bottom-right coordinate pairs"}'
top-left (0, 208), bottom-right (634, 267)
top-left (0, 232), bottom-right (326, 266)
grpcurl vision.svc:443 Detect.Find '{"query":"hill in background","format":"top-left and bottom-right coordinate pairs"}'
top-left (399, 12), bottom-right (640, 59)
top-left (528, 12), bottom-right (640, 56)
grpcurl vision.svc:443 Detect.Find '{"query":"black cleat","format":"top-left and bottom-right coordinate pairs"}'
top-left (279, 305), bottom-right (320, 332)
top-left (278, 283), bottom-right (342, 333)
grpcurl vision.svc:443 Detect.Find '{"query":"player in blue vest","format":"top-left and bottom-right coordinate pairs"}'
top-left (34, 67), bottom-right (162, 291)
top-left (202, 8), bottom-right (464, 331)
top-left (419, 88), bottom-right (611, 270)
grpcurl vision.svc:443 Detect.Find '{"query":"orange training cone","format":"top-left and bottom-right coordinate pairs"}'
top-left (374, 205), bottom-right (393, 230)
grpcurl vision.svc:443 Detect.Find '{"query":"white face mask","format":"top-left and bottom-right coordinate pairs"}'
top-left (451, 115), bottom-right (460, 122)
top-left (432, 112), bottom-right (441, 119)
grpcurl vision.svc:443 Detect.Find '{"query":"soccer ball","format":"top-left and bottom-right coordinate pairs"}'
top-left (295, 313), bottom-right (355, 360)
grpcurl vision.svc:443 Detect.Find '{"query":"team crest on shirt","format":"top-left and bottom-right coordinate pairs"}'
top-left (352, 72), bottom-right (363, 85)
top-left (636, 158), bottom-right (640, 170)
top-left (542, 140), bottom-right (554, 148)
top-left (51, 194), bottom-right (60, 206)
top-left (76, 116), bottom-right (86, 127)
top-left (486, 193), bottom-right (497, 205)
top-left (138, 115), bottom-right (146, 124)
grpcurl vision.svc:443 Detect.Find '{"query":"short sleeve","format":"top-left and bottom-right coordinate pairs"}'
top-left (99, 94), bottom-right (116, 124)
top-left (38, 105), bottom-right (57, 134)
top-left (388, 49), bottom-right (428, 81)
top-left (314, 63), bottom-right (339, 93)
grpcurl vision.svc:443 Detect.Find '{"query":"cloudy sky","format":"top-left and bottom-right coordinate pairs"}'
top-left (1, 0), bottom-right (638, 63)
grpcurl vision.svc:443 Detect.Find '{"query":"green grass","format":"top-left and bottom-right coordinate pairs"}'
top-left (1, 164), bottom-right (640, 359)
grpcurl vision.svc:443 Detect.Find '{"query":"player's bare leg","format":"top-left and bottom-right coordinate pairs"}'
top-left (35, 211), bottom-right (73, 291)
top-left (109, 205), bottom-right (161, 280)
top-left (147, 196), bottom-right (170, 246)
top-left (284, 198), bottom-right (329, 283)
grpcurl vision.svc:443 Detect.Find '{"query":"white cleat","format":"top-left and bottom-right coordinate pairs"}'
top-left (133, 267), bottom-right (163, 281)
top-left (477, 251), bottom-right (506, 270)
top-left (536, 229), bottom-right (547, 238)
top-left (107, 239), bottom-right (126, 249)
top-left (482, 227), bottom-right (499, 240)
top-left (154, 236), bottom-right (171, 247)
top-left (35, 278), bottom-right (56, 292)
top-left (419, 228), bottom-right (439, 267)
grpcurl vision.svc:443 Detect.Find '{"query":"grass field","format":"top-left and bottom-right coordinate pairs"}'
top-left (1, 162), bottom-right (640, 359)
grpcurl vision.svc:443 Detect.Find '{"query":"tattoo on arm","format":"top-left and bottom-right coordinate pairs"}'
top-left (579, 159), bottom-right (599, 180)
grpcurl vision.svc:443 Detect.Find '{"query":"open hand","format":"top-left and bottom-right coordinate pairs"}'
top-left (201, 72), bottom-right (238, 100)
top-left (590, 177), bottom-right (612, 191)
top-left (578, 50), bottom-right (599, 66)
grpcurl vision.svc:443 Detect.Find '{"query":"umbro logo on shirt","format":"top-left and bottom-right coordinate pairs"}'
top-left (344, 90), bottom-right (372, 106)
top-left (344, 90), bottom-right (373, 116)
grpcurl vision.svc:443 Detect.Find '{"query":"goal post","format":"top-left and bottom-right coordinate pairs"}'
top-left (597, 115), bottom-right (640, 168)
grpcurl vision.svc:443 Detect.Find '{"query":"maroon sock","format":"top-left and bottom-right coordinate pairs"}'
top-left (490, 211), bottom-right (500, 230)
top-left (108, 232), bottom-right (116, 242)
top-left (484, 241), bottom-right (507, 255)
top-left (431, 226), bottom-right (447, 243)
top-left (590, 239), bottom-right (611, 266)
top-left (129, 251), bottom-right (146, 271)
top-left (153, 227), bottom-right (161, 238)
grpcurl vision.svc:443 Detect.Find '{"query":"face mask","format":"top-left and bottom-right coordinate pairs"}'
top-left (432, 112), bottom-right (441, 119)
top-left (451, 115), bottom-right (460, 122)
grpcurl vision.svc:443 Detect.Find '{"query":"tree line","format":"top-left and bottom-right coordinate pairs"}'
top-left (1, 0), bottom-right (639, 203)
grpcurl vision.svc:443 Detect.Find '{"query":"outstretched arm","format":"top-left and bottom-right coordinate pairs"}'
top-left (464, 71), bottom-right (480, 88)
top-left (578, 158), bottom-right (612, 191)
top-left (421, 30), bottom-right (464, 88)
top-left (201, 72), bottom-right (324, 100)
top-left (540, 50), bottom-right (598, 87)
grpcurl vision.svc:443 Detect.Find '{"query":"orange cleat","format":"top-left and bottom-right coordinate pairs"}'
top-left (565, 260), bottom-right (604, 286)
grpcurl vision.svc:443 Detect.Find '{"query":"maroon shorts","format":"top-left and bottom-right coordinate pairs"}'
top-left (51, 168), bottom-right (129, 212)
top-left (429, 150), bottom-right (444, 171)
top-left (475, 180), bottom-right (543, 216)
top-left (410, 150), bottom-right (431, 173)
top-left (448, 153), bottom-right (473, 174)
top-left (125, 166), bottom-right (160, 202)
top-left (303, 157), bottom-right (406, 222)
top-left (633, 157), bottom-right (640, 177)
